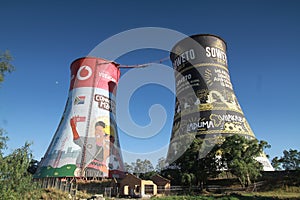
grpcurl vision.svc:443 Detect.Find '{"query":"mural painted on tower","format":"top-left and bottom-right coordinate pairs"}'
top-left (34, 57), bottom-right (124, 178)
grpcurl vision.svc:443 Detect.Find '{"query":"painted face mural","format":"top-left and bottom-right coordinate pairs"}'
top-left (34, 57), bottom-right (124, 178)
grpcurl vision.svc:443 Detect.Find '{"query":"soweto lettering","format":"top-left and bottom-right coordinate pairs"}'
top-left (173, 49), bottom-right (195, 69)
top-left (205, 46), bottom-right (227, 64)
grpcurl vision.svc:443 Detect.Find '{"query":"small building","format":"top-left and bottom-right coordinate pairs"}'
top-left (151, 174), bottom-right (171, 195)
top-left (119, 173), bottom-right (157, 198)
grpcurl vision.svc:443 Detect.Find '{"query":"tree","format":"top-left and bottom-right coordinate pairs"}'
top-left (181, 172), bottom-right (195, 192)
top-left (128, 159), bottom-right (154, 178)
top-left (156, 157), bottom-right (166, 172)
top-left (142, 159), bottom-right (154, 173)
top-left (0, 128), bottom-right (8, 156)
top-left (131, 158), bottom-right (143, 177)
top-left (272, 149), bottom-right (300, 170)
top-left (0, 50), bottom-right (15, 83)
top-left (281, 149), bottom-right (300, 170)
top-left (218, 135), bottom-right (270, 187)
top-left (0, 132), bottom-right (41, 199)
top-left (271, 156), bottom-right (282, 171)
top-left (124, 162), bottom-right (133, 173)
top-left (166, 138), bottom-right (222, 189)
top-left (0, 53), bottom-right (41, 199)
top-left (164, 135), bottom-right (269, 189)
top-left (27, 159), bottom-right (39, 174)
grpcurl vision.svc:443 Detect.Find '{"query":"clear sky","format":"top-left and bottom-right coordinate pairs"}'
top-left (0, 0), bottom-right (299, 167)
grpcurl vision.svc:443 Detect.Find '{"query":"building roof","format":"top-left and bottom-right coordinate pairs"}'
top-left (151, 174), bottom-right (170, 185)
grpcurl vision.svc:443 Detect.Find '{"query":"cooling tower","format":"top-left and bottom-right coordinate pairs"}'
top-left (35, 57), bottom-right (124, 179)
top-left (167, 34), bottom-right (273, 171)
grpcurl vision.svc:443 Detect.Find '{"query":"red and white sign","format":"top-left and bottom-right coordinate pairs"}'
top-left (69, 57), bottom-right (120, 93)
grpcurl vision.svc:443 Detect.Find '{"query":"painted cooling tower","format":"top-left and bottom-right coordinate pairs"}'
top-left (168, 34), bottom-right (273, 171)
top-left (35, 57), bottom-right (124, 178)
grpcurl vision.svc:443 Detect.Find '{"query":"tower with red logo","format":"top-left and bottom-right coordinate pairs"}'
top-left (35, 57), bottom-right (124, 179)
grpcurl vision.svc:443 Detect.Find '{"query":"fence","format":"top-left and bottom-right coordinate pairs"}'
top-left (35, 178), bottom-right (77, 196)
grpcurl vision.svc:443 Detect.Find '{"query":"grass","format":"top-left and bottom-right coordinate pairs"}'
top-left (36, 188), bottom-right (92, 200)
top-left (247, 192), bottom-right (300, 199)
top-left (245, 186), bottom-right (300, 199)
top-left (39, 188), bottom-right (72, 200)
top-left (151, 186), bottom-right (300, 200)
top-left (151, 196), bottom-right (239, 200)
top-left (31, 186), bottom-right (300, 200)
top-left (151, 193), bottom-right (300, 200)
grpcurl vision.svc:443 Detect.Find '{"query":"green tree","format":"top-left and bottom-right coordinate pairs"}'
top-left (271, 156), bottom-right (282, 171)
top-left (130, 159), bottom-right (154, 177)
top-left (139, 170), bottom-right (156, 180)
top-left (156, 157), bottom-right (166, 172)
top-left (0, 53), bottom-right (41, 199)
top-left (142, 159), bottom-right (154, 173)
top-left (167, 138), bottom-right (222, 189)
top-left (160, 167), bottom-right (182, 186)
top-left (0, 129), bottom-right (8, 156)
top-left (131, 158), bottom-right (143, 177)
top-left (0, 131), bottom-right (41, 199)
top-left (272, 149), bottom-right (300, 170)
top-left (181, 172), bottom-right (195, 192)
top-left (0, 50), bottom-right (15, 83)
top-left (281, 149), bottom-right (300, 170)
top-left (27, 159), bottom-right (39, 174)
top-left (218, 134), bottom-right (270, 187)
top-left (124, 162), bottom-right (133, 173)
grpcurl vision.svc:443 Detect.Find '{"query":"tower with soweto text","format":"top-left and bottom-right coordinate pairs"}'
top-left (34, 57), bottom-right (124, 179)
top-left (167, 34), bottom-right (274, 171)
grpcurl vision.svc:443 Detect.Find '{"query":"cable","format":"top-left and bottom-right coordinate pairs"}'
top-left (93, 56), bottom-right (170, 68)
top-left (118, 56), bottom-right (170, 68)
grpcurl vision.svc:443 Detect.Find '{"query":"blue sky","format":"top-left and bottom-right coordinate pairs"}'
top-left (1, 0), bottom-right (299, 167)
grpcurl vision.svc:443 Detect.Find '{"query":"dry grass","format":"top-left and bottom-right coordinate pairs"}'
top-left (247, 186), bottom-right (300, 199)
